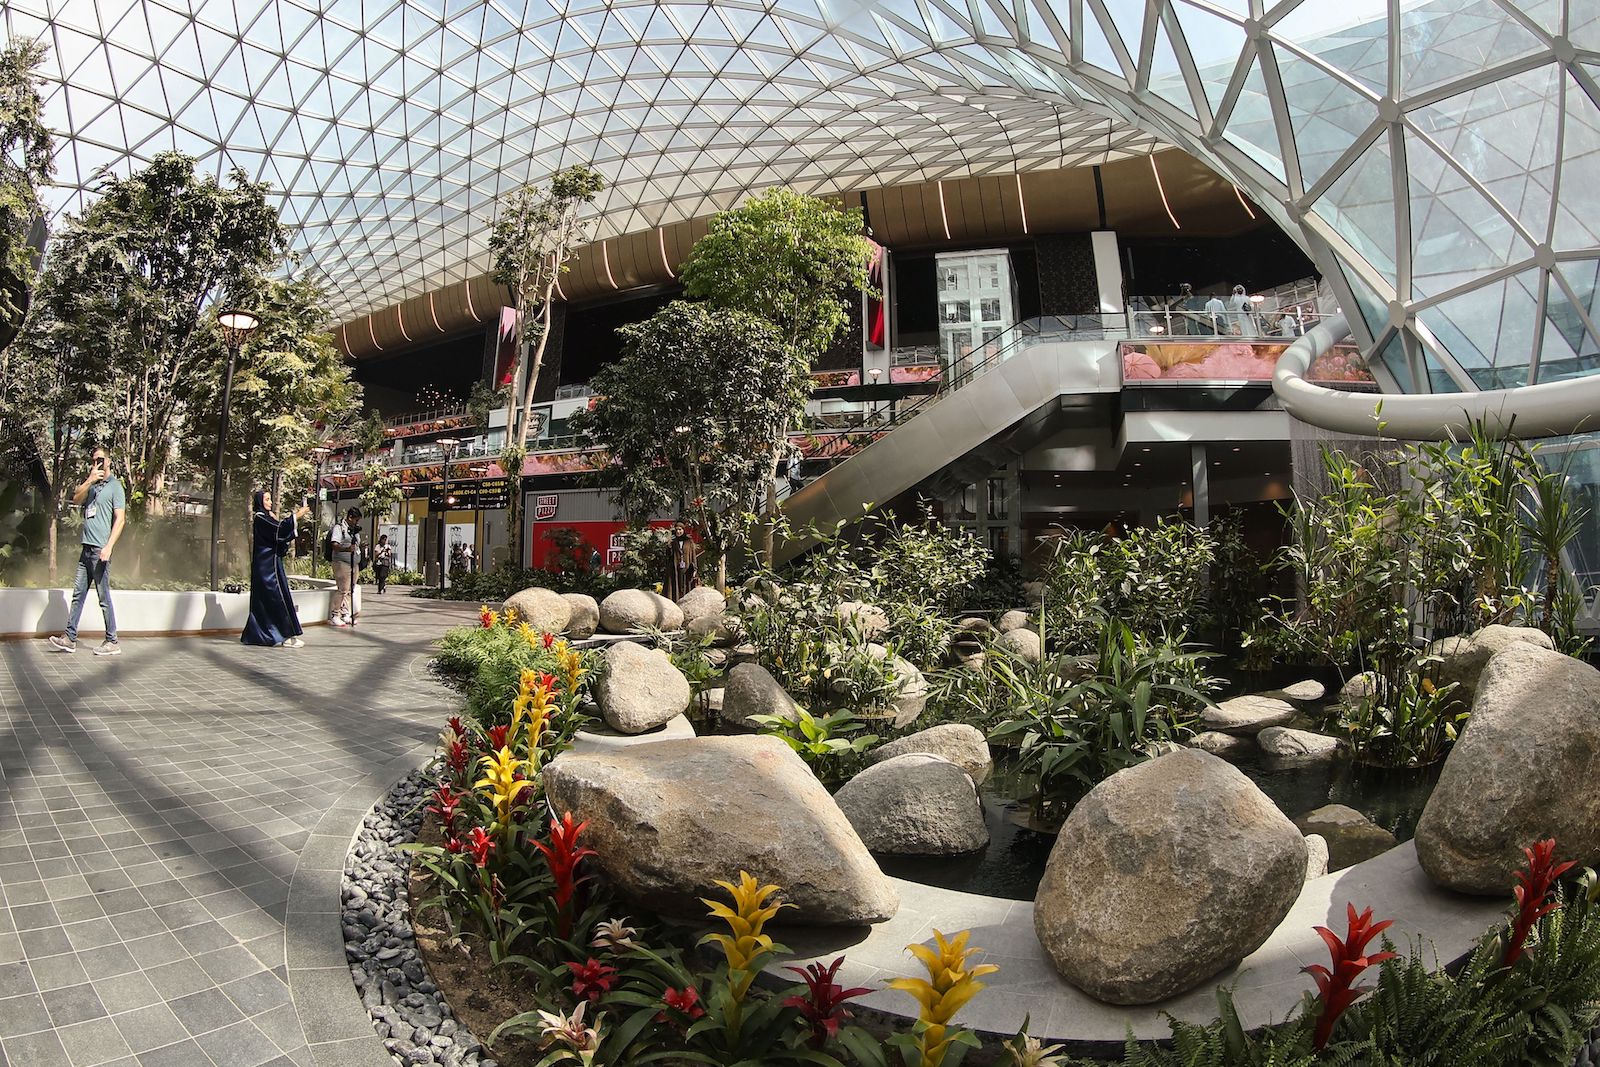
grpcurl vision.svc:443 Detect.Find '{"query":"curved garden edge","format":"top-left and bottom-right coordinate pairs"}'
top-left (284, 739), bottom-right (434, 1067)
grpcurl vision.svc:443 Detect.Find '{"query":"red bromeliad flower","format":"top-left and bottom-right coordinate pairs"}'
top-left (566, 958), bottom-right (618, 1003)
top-left (542, 631), bottom-right (556, 650)
top-left (783, 957), bottom-right (872, 1048)
top-left (428, 785), bottom-right (462, 834)
top-left (445, 836), bottom-right (464, 854)
top-left (487, 724), bottom-right (511, 750)
top-left (446, 739), bottom-right (469, 781)
top-left (1304, 904), bottom-right (1397, 1049)
top-left (479, 605), bottom-right (495, 628)
top-left (532, 813), bottom-right (598, 938)
top-left (465, 827), bottom-right (495, 869)
top-left (447, 716), bottom-right (466, 738)
top-left (657, 985), bottom-right (706, 1024)
top-left (1505, 838), bottom-right (1577, 967)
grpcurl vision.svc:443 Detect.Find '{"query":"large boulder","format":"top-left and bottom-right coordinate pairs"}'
top-left (599, 589), bottom-right (684, 633)
top-left (544, 735), bottom-right (899, 924)
top-left (1415, 643), bottom-right (1600, 894)
top-left (561, 593), bottom-right (600, 640)
top-left (502, 587), bottom-right (572, 634)
top-left (1260, 679), bottom-right (1327, 704)
top-left (888, 656), bottom-right (929, 728)
top-left (595, 641), bottom-right (692, 735)
top-left (1256, 726), bottom-right (1342, 764)
top-left (997, 609), bottom-right (1034, 633)
top-left (835, 755), bottom-right (988, 856)
top-left (1293, 805), bottom-right (1397, 872)
top-left (836, 601), bottom-right (890, 641)
top-left (721, 662), bottom-right (801, 729)
top-left (1033, 749), bottom-right (1306, 1005)
top-left (994, 627), bottom-right (1042, 665)
top-left (1431, 625), bottom-right (1554, 707)
top-left (1201, 694), bottom-right (1296, 735)
top-left (677, 586), bottom-right (727, 628)
top-left (956, 617), bottom-right (995, 639)
top-left (873, 724), bottom-right (992, 784)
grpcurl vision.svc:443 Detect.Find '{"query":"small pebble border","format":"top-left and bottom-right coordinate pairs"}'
top-left (343, 769), bottom-right (496, 1067)
top-left (1575, 1024), bottom-right (1600, 1067)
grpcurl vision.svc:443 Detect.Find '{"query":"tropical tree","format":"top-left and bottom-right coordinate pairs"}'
top-left (360, 461), bottom-right (405, 536)
top-left (0, 37), bottom-right (52, 351)
top-left (43, 151), bottom-right (289, 514)
top-left (679, 188), bottom-right (874, 562)
top-left (489, 163), bottom-right (605, 568)
top-left (577, 300), bottom-right (788, 588)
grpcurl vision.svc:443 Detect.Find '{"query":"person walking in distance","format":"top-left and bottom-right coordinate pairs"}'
top-left (330, 506), bottom-right (362, 626)
top-left (49, 446), bottom-right (127, 655)
top-left (372, 533), bottom-right (394, 594)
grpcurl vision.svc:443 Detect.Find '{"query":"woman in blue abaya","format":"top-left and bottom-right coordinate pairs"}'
top-left (242, 489), bottom-right (309, 647)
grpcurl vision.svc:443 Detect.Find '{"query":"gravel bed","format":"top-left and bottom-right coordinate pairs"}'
top-left (1575, 1024), bottom-right (1600, 1067)
top-left (343, 769), bottom-right (496, 1067)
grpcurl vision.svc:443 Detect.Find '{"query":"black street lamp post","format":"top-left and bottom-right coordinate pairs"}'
top-left (309, 446), bottom-right (331, 579)
top-left (437, 437), bottom-right (459, 593)
top-left (210, 309), bottom-right (261, 591)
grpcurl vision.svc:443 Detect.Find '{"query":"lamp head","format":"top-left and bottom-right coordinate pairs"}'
top-left (218, 309), bottom-right (261, 348)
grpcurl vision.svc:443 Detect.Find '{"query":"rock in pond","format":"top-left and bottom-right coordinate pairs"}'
top-left (1200, 694), bottom-right (1296, 735)
top-left (836, 601), bottom-right (890, 641)
top-left (888, 656), bottom-right (928, 728)
top-left (997, 609), bottom-right (1034, 633)
top-left (595, 641), bottom-right (691, 735)
top-left (1415, 643), bottom-right (1600, 894)
top-left (994, 627), bottom-right (1042, 665)
top-left (677, 586), bottom-right (726, 628)
top-left (502, 587), bottom-right (572, 634)
top-left (1431, 624), bottom-right (1554, 707)
top-left (1033, 749), bottom-right (1305, 1005)
top-left (1293, 804), bottom-right (1397, 872)
top-left (872, 724), bottom-right (992, 784)
top-left (1256, 726), bottom-right (1342, 763)
top-left (1188, 731), bottom-right (1256, 759)
top-left (1304, 834), bottom-right (1330, 880)
top-left (562, 593), bottom-right (600, 639)
top-left (544, 735), bottom-right (899, 924)
top-left (721, 662), bottom-right (801, 729)
top-left (1260, 679), bottom-right (1326, 704)
top-left (835, 754), bottom-right (988, 856)
top-left (599, 589), bottom-right (685, 634)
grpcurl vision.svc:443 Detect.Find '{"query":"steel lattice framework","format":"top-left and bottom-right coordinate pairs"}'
top-left (5, 0), bottom-right (1600, 392)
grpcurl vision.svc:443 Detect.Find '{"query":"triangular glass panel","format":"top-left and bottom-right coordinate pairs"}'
top-left (1576, 8), bottom-right (1600, 51)
top-left (1080, 2), bottom-right (1126, 77)
top-left (1269, 0), bottom-right (1388, 96)
top-left (1311, 133), bottom-right (1398, 287)
top-left (1273, 43), bottom-right (1379, 191)
top-left (1406, 129), bottom-right (1533, 301)
top-left (1220, 52), bottom-right (1287, 181)
top-left (1171, 2), bottom-right (1248, 116)
top-left (1414, 268), bottom-right (1542, 389)
top-left (1398, 0), bottom-right (1545, 98)
top-left (1552, 72), bottom-right (1600, 252)
top-left (1147, 14), bottom-right (1192, 110)
top-left (1543, 259), bottom-right (1600, 384)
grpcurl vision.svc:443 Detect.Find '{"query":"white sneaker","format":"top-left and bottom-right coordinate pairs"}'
top-left (331, 618), bottom-right (348, 628)
top-left (48, 635), bottom-right (76, 653)
top-left (285, 637), bottom-right (305, 648)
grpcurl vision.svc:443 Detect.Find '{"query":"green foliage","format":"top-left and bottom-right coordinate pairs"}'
top-left (359, 462), bottom-right (404, 522)
top-left (1040, 520), bottom-right (1216, 653)
top-left (754, 707), bottom-right (878, 787)
top-left (1334, 660), bottom-right (1464, 768)
top-left (1119, 990), bottom-right (1323, 1067)
top-left (0, 37), bottom-right (51, 340)
top-left (577, 300), bottom-right (790, 573)
top-left (0, 477), bottom-right (46, 580)
top-left (988, 622), bottom-right (1217, 818)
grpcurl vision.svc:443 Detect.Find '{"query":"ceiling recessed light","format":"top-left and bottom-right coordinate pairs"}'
top-left (1133, 462), bottom-right (1141, 467)
top-left (1232, 446), bottom-right (1241, 452)
top-left (1141, 447), bottom-right (1151, 453)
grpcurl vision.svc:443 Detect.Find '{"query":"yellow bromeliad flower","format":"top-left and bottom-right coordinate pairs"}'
top-left (474, 747), bottom-right (531, 826)
top-left (503, 607), bottom-right (519, 626)
top-left (700, 871), bottom-right (791, 1001)
top-left (887, 929), bottom-right (999, 1067)
top-left (553, 640), bottom-right (588, 695)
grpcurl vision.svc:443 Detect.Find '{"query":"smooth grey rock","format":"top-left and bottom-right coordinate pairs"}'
top-left (1416, 643), bottom-right (1600, 894)
top-left (544, 735), bottom-right (898, 924)
top-left (835, 754), bottom-right (988, 856)
top-left (888, 655), bottom-right (928, 728)
top-left (687, 612), bottom-right (742, 646)
top-left (1033, 750), bottom-right (1305, 1005)
top-left (1256, 726), bottom-right (1342, 763)
top-left (1201, 694), bottom-right (1296, 735)
top-left (721, 662), bottom-right (801, 729)
top-left (570, 714), bottom-right (695, 754)
top-left (501, 587), bottom-right (572, 634)
top-left (994, 627), bottom-right (1042, 665)
top-left (1339, 671), bottom-right (1383, 705)
top-left (595, 641), bottom-right (691, 735)
top-left (872, 724), bottom-right (993, 784)
top-left (1260, 679), bottom-right (1326, 704)
top-left (837, 601), bottom-right (890, 641)
top-left (677, 586), bottom-right (726, 627)
top-left (1293, 804), bottom-right (1397, 872)
top-left (955, 617), bottom-right (995, 639)
top-left (997, 609), bottom-right (1034, 633)
top-left (1305, 834), bottom-right (1330, 880)
top-left (599, 588), bottom-right (685, 634)
top-left (561, 593), bottom-right (599, 639)
top-left (1188, 731), bottom-right (1256, 759)
top-left (1431, 625), bottom-right (1554, 707)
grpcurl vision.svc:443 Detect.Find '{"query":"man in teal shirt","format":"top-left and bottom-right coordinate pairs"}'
top-left (49, 446), bottom-right (127, 655)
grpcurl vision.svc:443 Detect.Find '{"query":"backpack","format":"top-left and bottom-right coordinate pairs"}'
top-left (322, 528), bottom-right (336, 562)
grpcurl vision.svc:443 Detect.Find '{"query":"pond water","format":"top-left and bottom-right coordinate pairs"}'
top-left (875, 753), bottom-right (1442, 901)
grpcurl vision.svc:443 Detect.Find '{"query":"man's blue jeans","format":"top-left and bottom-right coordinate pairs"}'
top-left (65, 544), bottom-right (116, 643)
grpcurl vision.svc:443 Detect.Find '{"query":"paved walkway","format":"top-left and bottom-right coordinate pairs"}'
top-left (0, 593), bottom-right (475, 1067)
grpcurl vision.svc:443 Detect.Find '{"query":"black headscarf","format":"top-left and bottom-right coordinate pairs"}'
top-left (252, 489), bottom-right (269, 514)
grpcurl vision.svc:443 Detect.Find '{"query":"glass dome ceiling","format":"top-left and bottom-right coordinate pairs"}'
top-left (6, 0), bottom-right (1599, 392)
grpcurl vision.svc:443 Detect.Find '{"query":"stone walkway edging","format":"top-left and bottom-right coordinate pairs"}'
top-left (771, 841), bottom-right (1507, 1054)
top-left (286, 742), bottom-right (433, 1067)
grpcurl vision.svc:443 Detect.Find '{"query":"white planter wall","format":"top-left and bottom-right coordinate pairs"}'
top-left (0, 583), bottom-right (360, 639)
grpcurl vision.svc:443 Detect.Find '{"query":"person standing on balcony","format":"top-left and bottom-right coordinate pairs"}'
top-left (331, 507), bottom-right (362, 626)
top-left (48, 446), bottom-right (127, 656)
top-left (1228, 285), bottom-right (1253, 335)
top-left (1203, 292), bottom-right (1228, 334)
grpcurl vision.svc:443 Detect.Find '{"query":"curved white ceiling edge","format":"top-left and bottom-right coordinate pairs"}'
top-left (1275, 314), bottom-right (1600, 440)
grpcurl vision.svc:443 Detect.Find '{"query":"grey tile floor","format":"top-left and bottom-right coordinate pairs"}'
top-left (0, 594), bottom-right (476, 1067)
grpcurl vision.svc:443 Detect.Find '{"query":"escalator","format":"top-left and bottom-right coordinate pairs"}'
top-left (775, 318), bottom-right (1124, 564)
